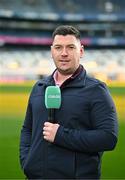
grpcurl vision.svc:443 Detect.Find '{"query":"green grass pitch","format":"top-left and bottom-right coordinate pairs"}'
top-left (0, 83), bottom-right (125, 179)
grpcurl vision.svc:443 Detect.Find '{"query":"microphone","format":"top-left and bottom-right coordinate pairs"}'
top-left (45, 86), bottom-right (61, 123)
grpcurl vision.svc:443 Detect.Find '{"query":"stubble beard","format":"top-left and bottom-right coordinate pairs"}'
top-left (57, 66), bottom-right (77, 76)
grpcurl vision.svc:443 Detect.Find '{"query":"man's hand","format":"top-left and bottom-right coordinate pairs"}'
top-left (43, 122), bottom-right (60, 142)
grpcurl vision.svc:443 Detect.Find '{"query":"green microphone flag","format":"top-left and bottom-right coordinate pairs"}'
top-left (45, 86), bottom-right (61, 109)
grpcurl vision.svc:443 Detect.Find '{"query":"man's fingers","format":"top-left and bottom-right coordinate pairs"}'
top-left (43, 131), bottom-right (50, 136)
top-left (44, 122), bottom-right (52, 127)
top-left (43, 126), bottom-right (52, 132)
top-left (43, 122), bottom-right (60, 142)
top-left (43, 126), bottom-right (48, 131)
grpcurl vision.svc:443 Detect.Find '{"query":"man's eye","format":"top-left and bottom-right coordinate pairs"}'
top-left (55, 46), bottom-right (61, 50)
top-left (69, 46), bottom-right (75, 49)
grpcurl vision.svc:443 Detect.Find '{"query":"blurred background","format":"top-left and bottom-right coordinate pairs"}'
top-left (0, 0), bottom-right (125, 179)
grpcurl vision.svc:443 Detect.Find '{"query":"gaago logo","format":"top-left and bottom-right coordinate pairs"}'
top-left (48, 95), bottom-right (60, 99)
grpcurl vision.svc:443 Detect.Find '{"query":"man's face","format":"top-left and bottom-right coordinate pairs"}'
top-left (51, 35), bottom-right (84, 75)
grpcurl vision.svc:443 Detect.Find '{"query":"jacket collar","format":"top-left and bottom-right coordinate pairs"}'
top-left (38, 65), bottom-right (86, 88)
top-left (64, 67), bottom-right (86, 88)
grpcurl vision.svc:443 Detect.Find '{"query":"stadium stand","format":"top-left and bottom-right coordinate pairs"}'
top-left (0, 49), bottom-right (125, 82)
top-left (0, 0), bottom-right (125, 47)
top-left (0, 0), bottom-right (125, 82)
top-left (0, 0), bottom-right (125, 17)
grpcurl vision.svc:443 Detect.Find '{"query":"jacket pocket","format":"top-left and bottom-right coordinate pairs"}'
top-left (23, 140), bottom-right (44, 178)
top-left (75, 152), bottom-right (100, 179)
top-left (47, 144), bottom-right (76, 178)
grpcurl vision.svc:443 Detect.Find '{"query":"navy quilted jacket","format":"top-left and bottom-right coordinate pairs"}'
top-left (20, 66), bottom-right (118, 179)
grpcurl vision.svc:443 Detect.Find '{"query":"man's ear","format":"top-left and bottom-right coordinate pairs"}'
top-left (80, 45), bottom-right (84, 58)
top-left (50, 45), bottom-right (53, 58)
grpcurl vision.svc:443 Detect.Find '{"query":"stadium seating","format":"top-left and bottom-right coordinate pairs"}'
top-left (0, 0), bottom-right (125, 18)
top-left (0, 49), bottom-right (125, 82)
top-left (0, 1), bottom-right (125, 82)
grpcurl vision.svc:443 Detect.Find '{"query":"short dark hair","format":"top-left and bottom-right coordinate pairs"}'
top-left (52, 25), bottom-right (81, 40)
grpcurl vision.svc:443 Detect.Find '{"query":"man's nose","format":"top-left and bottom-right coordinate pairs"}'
top-left (61, 47), bottom-right (68, 56)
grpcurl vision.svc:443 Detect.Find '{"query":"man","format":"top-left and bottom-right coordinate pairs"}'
top-left (20, 25), bottom-right (118, 179)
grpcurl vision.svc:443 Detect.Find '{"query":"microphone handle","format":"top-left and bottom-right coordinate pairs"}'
top-left (48, 109), bottom-right (55, 123)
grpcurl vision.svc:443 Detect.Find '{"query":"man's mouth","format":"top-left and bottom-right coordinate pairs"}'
top-left (60, 60), bottom-right (70, 62)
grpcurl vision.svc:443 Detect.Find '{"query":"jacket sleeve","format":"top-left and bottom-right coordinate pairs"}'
top-left (19, 100), bottom-right (32, 169)
top-left (54, 83), bottom-right (118, 153)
